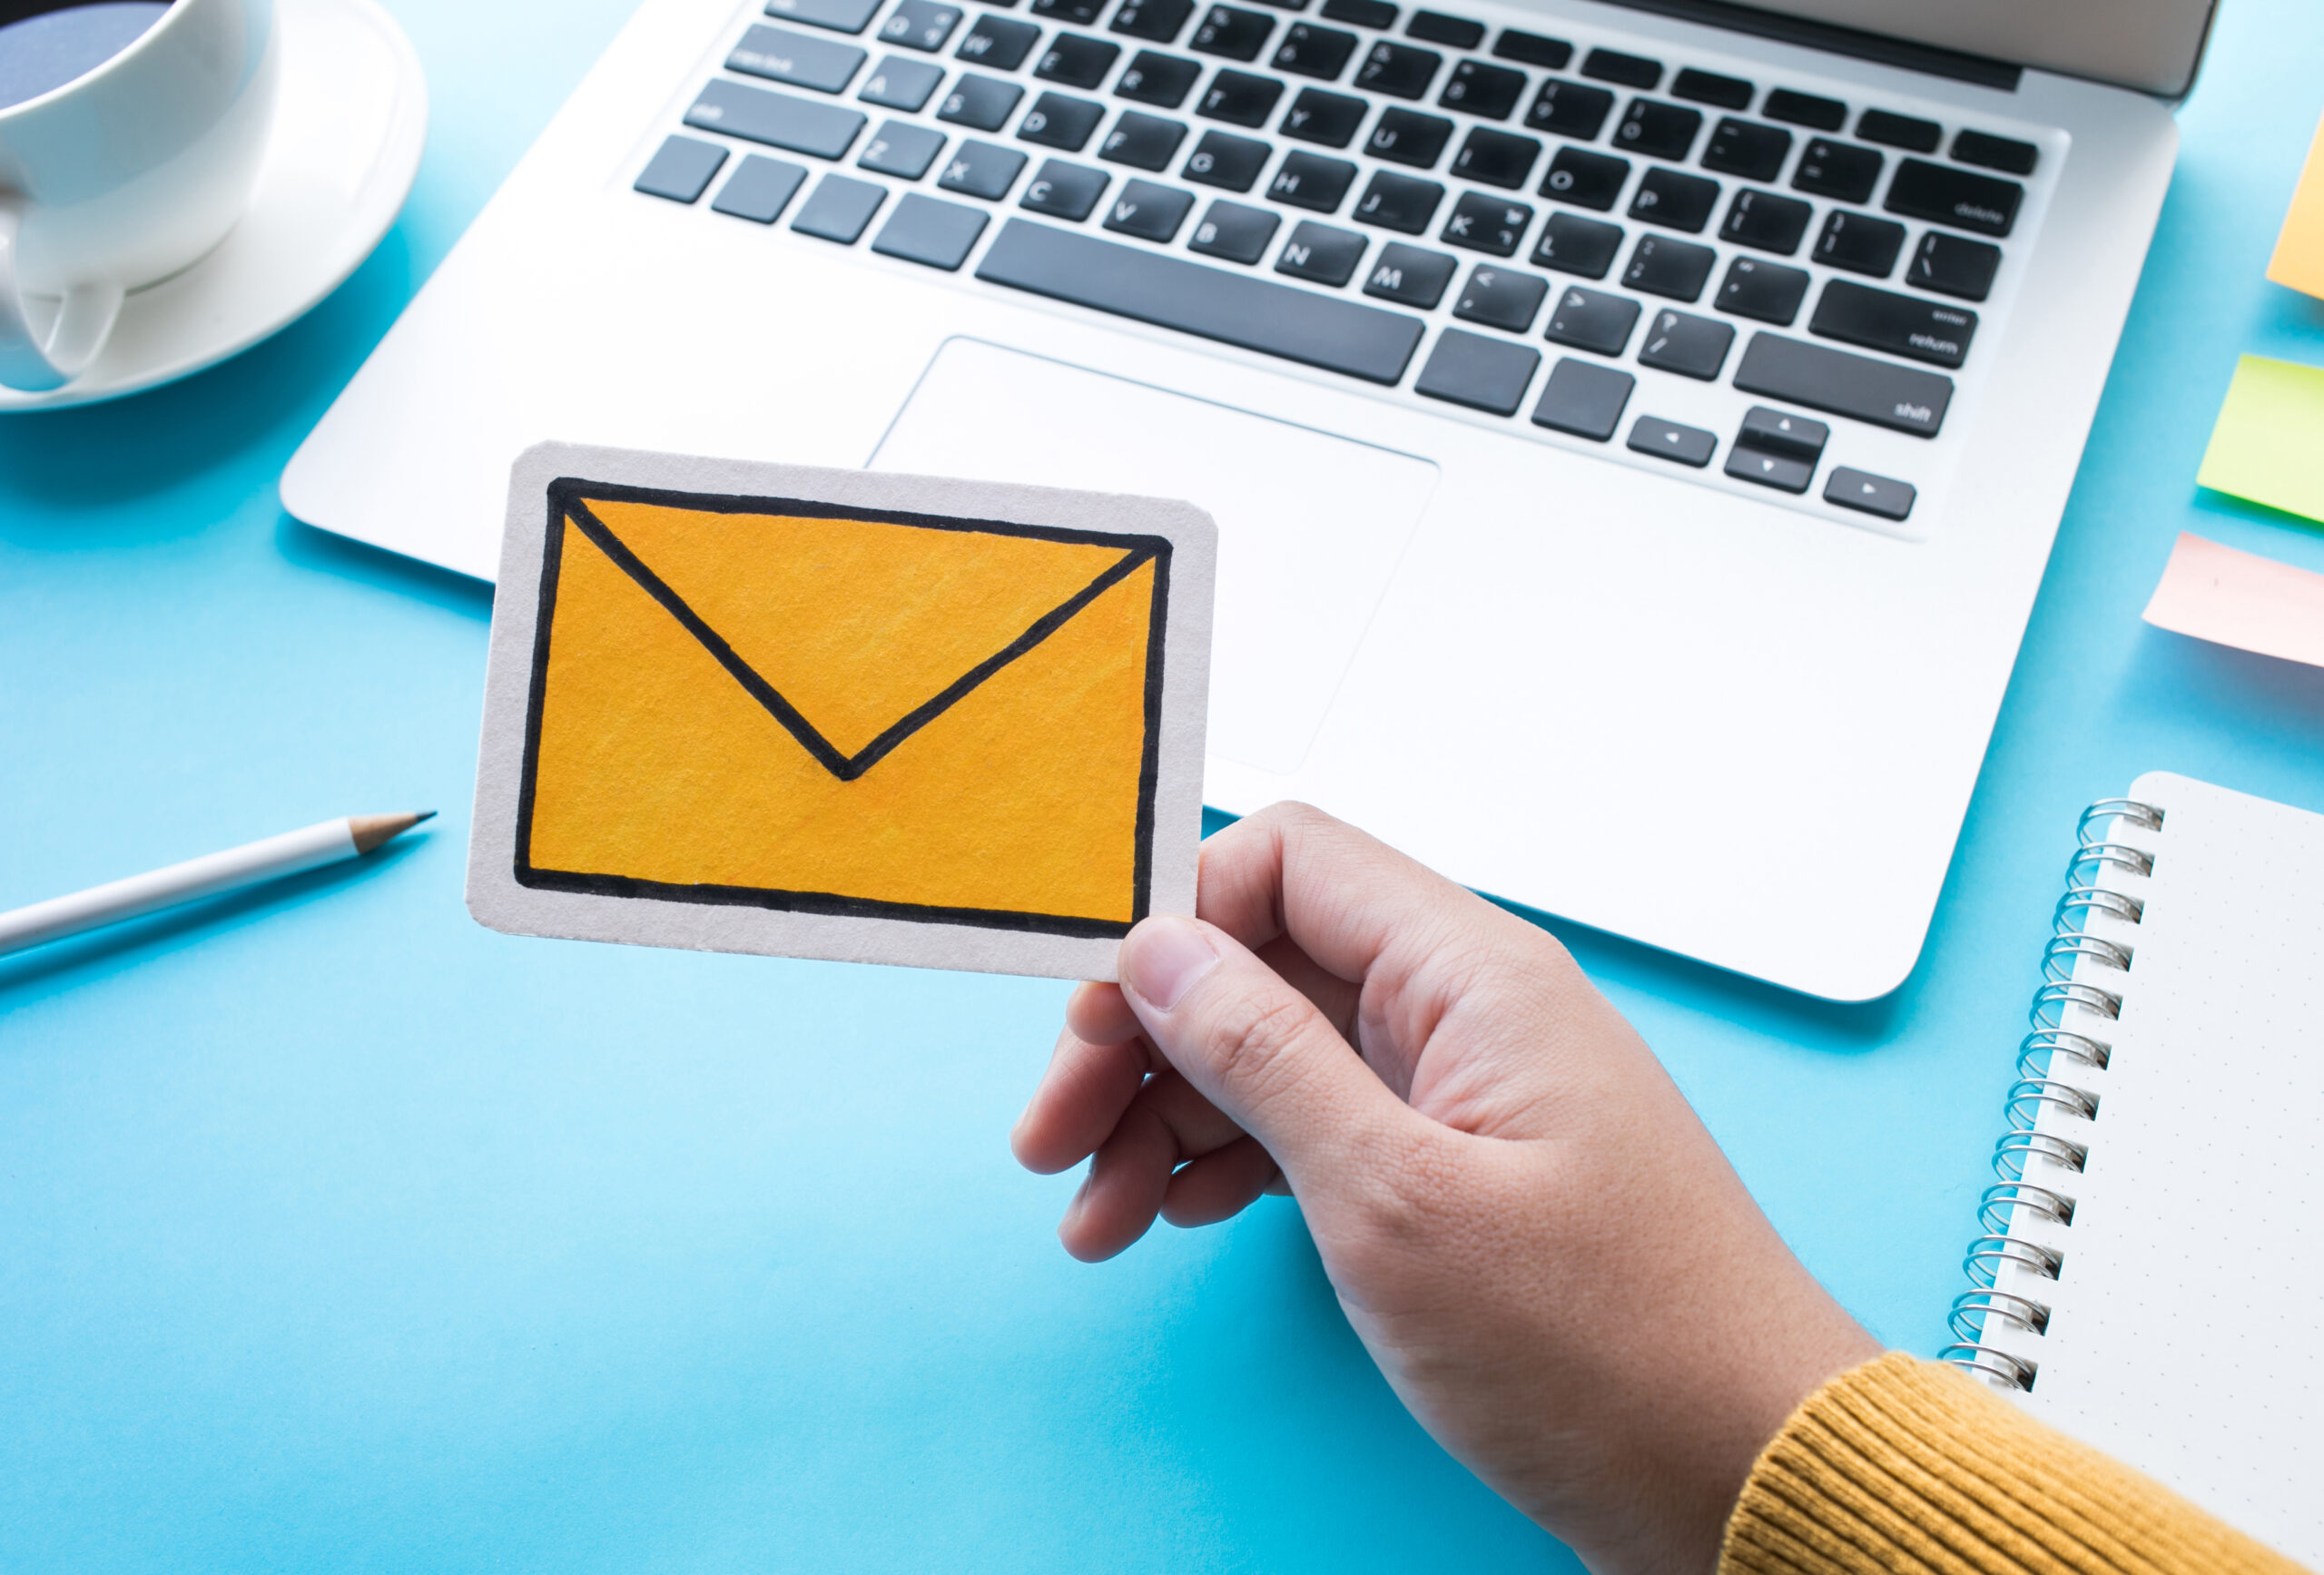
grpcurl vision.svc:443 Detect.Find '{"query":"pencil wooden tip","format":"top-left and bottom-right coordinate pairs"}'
top-left (349, 812), bottom-right (438, 854)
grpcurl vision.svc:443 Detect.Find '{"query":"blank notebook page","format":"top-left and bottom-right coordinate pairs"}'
top-left (2014, 772), bottom-right (2323, 1568)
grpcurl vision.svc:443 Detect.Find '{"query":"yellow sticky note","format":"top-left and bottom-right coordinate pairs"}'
top-left (2268, 111), bottom-right (2324, 300)
top-left (2195, 355), bottom-right (2324, 525)
top-left (2143, 532), bottom-right (2324, 670)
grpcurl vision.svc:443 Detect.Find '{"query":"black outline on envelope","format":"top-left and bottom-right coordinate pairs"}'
top-left (512, 478), bottom-right (1172, 939)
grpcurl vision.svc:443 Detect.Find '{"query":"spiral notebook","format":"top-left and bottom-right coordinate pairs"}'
top-left (1944, 773), bottom-right (2324, 1569)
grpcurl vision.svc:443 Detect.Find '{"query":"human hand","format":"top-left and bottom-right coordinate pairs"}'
top-left (1011, 804), bottom-right (1878, 1575)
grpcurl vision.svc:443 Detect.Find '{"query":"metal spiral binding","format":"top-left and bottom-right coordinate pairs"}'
top-left (1939, 797), bottom-right (2163, 1390)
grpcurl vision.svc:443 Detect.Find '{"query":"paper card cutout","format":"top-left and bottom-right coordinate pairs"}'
top-left (2194, 355), bottom-right (2324, 526)
top-left (468, 443), bottom-right (1216, 980)
top-left (2266, 111), bottom-right (2324, 300)
top-left (2142, 532), bottom-right (2324, 670)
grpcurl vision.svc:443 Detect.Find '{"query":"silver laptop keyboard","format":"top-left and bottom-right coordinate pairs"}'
top-left (632, 0), bottom-right (2052, 533)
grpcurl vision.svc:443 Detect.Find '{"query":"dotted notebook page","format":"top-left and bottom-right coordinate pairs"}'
top-left (2020, 772), bottom-right (2323, 1569)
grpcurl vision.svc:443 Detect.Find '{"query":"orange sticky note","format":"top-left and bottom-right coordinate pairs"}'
top-left (2270, 111), bottom-right (2324, 300)
top-left (2142, 532), bottom-right (2324, 669)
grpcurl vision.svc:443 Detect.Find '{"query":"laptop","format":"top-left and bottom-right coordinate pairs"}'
top-left (280, 0), bottom-right (2209, 1000)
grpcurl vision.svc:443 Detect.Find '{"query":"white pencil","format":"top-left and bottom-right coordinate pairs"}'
top-left (0, 813), bottom-right (436, 958)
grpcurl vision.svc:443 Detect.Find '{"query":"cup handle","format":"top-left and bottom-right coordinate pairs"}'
top-left (0, 197), bottom-right (126, 393)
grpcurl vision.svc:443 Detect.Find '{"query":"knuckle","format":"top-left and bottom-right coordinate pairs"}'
top-left (1203, 988), bottom-right (1321, 1107)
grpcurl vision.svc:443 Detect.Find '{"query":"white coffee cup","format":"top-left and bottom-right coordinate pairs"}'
top-left (0, 0), bottom-right (280, 391)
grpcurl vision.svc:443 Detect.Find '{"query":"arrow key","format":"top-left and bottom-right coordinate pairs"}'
top-left (1627, 416), bottom-right (1715, 468)
top-left (1724, 443), bottom-right (1815, 494)
top-left (1824, 466), bottom-right (1915, 521)
top-left (1737, 403), bottom-right (1827, 461)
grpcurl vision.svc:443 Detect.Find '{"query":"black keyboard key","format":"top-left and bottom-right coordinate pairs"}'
top-left (1439, 59), bottom-right (1526, 120)
top-left (636, 134), bottom-right (728, 202)
top-left (1732, 332), bottom-right (1951, 436)
top-left (1628, 415), bottom-right (1715, 466)
top-left (1116, 50), bottom-right (1200, 104)
top-left (1738, 404), bottom-right (1826, 458)
top-left (1621, 232), bottom-right (1715, 300)
top-left (1455, 264), bottom-right (1548, 330)
top-left (1726, 442), bottom-right (1814, 492)
top-left (1907, 231), bottom-right (2002, 301)
top-left (1539, 146), bottom-right (1628, 210)
top-left (1282, 87), bottom-right (1367, 145)
top-left (958, 12), bottom-right (1041, 66)
top-left (1885, 157), bottom-right (2021, 237)
top-left (1037, 32), bottom-right (1120, 84)
top-left (791, 172), bottom-right (888, 239)
top-left (1543, 283), bottom-right (1640, 354)
top-left (1405, 9), bottom-right (1481, 46)
top-left (859, 55), bottom-right (945, 111)
top-left (1856, 108), bottom-right (1938, 153)
top-left (1320, 0), bottom-right (1394, 24)
top-left (1452, 126), bottom-right (1540, 189)
top-left (1111, 0), bottom-right (1192, 37)
top-left (1104, 176), bottom-right (1196, 239)
top-left (860, 119), bottom-right (947, 176)
top-left (1273, 22), bottom-right (1358, 76)
top-left (1529, 212), bottom-right (1621, 278)
top-left (1581, 47), bottom-right (1659, 89)
top-left (730, 25), bottom-right (870, 92)
top-left (1190, 197), bottom-right (1280, 259)
top-left (872, 192), bottom-right (990, 266)
top-left (1200, 69), bottom-right (1283, 124)
top-left (977, 214), bottom-right (1424, 379)
top-left (766, 0), bottom-right (881, 33)
top-left (1719, 188), bottom-right (1811, 253)
top-left (882, 0), bottom-right (964, 49)
top-left (686, 80), bottom-right (869, 159)
top-left (1355, 41), bottom-right (1441, 98)
top-left (1100, 109), bottom-right (1188, 166)
top-left (1441, 191), bottom-right (1531, 254)
top-left (1791, 137), bottom-right (1880, 202)
top-left (1019, 91), bottom-right (1106, 147)
top-left (939, 137), bottom-right (1029, 195)
top-left (1031, 0), bottom-right (1103, 19)
top-left (1021, 156), bottom-right (1109, 216)
top-left (1629, 168), bottom-right (1718, 232)
top-left (1670, 68), bottom-right (1750, 110)
top-left (1531, 356), bottom-right (1633, 438)
top-left (1813, 209), bottom-right (1905, 275)
top-left (1416, 328), bottom-right (1539, 413)
top-left (939, 73), bottom-right (1026, 128)
top-left (1268, 148), bottom-right (1357, 209)
top-left (712, 153), bottom-right (808, 220)
top-left (1953, 128), bottom-right (2037, 175)
top-left (1760, 88), bottom-right (1843, 131)
top-left (1276, 218), bottom-right (1367, 282)
top-left (1637, 306), bottom-right (1734, 379)
top-left (1716, 256), bottom-right (1808, 324)
top-left (1184, 128), bottom-right (1272, 187)
top-left (1700, 117), bottom-right (1790, 181)
top-left (1191, 4), bottom-right (1275, 58)
top-left (1363, 240), bottom-right (1456, 306)
top-left (1825, 466), bottom-right (1915, 520)
top-left (1525, 79), bottom-right (1614, 140)
top-left (1614, 98), bottom-right (1700, 161)
top-left (1354, 169), bottom-right (1443, 231)
top-left (1809, 278), bottom-right (1975, 368)
top-left (1492, 28), bottom-right (1570, 69)
top-left (1368, 107), bottom-right (1453, 167)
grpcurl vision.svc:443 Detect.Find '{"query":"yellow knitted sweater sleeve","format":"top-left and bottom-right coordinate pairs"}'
top-left (1719, 1352), bottom-right (2309, 1575)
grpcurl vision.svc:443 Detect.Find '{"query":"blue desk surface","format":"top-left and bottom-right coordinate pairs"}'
top-left (5, 0), bottom-right (2323, 1565)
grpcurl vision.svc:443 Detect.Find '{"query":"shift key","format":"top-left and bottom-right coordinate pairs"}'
top-left (685, 78), bottom-right (867, 160)
top-left (1809, 280), bottom-right (1975, 369)
top-left (1732, 331), bottom-right (1951, 438)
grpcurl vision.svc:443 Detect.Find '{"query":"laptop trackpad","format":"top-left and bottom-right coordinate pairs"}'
top-left (870, 339), bottom-right (1439, 777)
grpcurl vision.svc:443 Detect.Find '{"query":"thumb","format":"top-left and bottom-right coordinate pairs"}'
top-left (1117, 914), bottom-right (1419, 1194)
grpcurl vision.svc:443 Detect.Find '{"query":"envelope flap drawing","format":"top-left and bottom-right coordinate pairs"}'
top-left (468, 445), bottom-right (1216, 982)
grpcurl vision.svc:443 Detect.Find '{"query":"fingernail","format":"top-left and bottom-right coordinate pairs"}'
top-left (1120, 916), bottom-right (1219, 1012)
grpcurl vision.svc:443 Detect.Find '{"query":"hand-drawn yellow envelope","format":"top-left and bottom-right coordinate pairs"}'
top-left (468, 448), bottom-right (1215, 980)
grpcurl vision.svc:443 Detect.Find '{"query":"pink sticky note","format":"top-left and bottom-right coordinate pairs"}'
top-left (2142, 532), bottom-right (2324, 669)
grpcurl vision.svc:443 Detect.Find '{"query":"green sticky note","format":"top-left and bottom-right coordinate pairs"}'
top-left (2196, 354), bottom-right (2324, 524)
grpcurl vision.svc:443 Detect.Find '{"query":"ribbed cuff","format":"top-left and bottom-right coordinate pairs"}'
top-left (1718, 1351), bottom-right (2307, 1575)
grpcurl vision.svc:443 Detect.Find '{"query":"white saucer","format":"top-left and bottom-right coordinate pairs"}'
top-left (0, 0), bottom-right (428, 411)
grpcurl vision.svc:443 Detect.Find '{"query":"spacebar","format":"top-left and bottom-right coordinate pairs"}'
top-left (974, 218), bottom-right (1425, 387)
